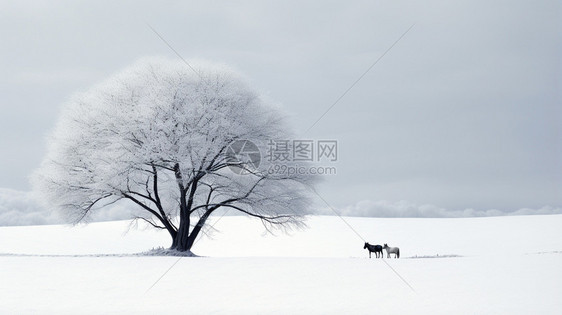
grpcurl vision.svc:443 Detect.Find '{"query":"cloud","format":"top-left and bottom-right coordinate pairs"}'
top-left (2, 188), bottom-right (561, 227)
top-left (315, 200), bottom-right (562, 218)
top-left (0, 188), bottom-right (140, 227)
top-left (0, 188), bottom-right (63, 226)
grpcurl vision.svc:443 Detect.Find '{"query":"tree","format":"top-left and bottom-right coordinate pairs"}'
top-left (33, 58), bottom-right (318, 254)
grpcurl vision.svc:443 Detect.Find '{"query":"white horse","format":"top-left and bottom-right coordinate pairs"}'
top-left (383, 243), bottom-right (400, 258)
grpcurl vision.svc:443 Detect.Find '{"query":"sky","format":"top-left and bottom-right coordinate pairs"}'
top-left (0, 0), bottom-right (560, 220)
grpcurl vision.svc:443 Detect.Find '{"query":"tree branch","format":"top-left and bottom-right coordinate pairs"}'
top-left (122, 193), bottom-right (165, 225)
top-left (132, 216), bottom-right (166, 230)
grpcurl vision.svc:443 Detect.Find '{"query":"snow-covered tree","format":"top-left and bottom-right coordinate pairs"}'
top-left (33, 58), bottom-right (317, 253)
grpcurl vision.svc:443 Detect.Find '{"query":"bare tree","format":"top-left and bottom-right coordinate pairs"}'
top-left (33, 58), bottom-right (318, 253)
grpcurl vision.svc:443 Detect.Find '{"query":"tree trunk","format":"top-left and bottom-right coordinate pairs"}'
top-left (185, 208), bottom-right (215, 250)
top-left (171, 190), bottom-right (191, 251)
top-left (171, 163), bottom-right (192, 251)
top-left (172, 216), bottom-right (191, 251)
top-left (171, 206), bottom-right (213, 251)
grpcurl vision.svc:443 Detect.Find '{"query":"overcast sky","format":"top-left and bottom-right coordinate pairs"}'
top-left (1, 0), bottom-right (560, 215)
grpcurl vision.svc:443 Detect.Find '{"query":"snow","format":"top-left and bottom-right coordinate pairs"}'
top-left (1, 215), bottom-right (561, 314)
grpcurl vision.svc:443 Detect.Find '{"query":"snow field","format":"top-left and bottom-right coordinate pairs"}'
top-left (1, 215), bottom-right (561, 314)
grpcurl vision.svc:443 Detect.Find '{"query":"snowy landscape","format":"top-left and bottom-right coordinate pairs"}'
top-left (1, 1), bottom-right (560, 314)
top-left (1, 214), bottom-right (561, 314)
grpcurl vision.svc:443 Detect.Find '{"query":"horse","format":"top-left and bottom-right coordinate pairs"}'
top-left (363, 242), bottom-right (383, 259)
top-left (383, 243), bottom-right (400, 258)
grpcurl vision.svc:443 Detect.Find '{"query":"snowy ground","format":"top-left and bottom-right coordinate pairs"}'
top-left (1, 215), bottom-right (561, 314)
